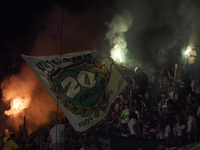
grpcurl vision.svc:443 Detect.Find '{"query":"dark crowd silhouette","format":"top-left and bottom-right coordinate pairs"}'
top-left (1, 51), bottom-right (200, 150)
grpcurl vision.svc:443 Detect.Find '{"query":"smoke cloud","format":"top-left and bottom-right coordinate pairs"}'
top-left (1, 0), bottom-right (200, 133)
top-left (179, 0), bottom-right (200, 48)
top-left (114, 0), bottom-right (200, 70)
top-left (1, 63), bottom-right (59, 133)
top-left (105, 10), bottom-right (133, 64)
top-left (1, 4), bottom-right (109, 133)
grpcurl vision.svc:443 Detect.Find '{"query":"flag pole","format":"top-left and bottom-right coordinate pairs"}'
top-left (150, 76), bottom-right (155, 110)
top-left (194, 55), bottom-right (198, 94)
top-left (129, 80), bottom-right (133, 113)
top-left (106, 110), bottom-right (110, 133)
top-left (63, 119), bottom-right (66, 150)
top-left (83, 130), bottom-right (88, 149)
top-left (173, 64), bottom-right (178, 101)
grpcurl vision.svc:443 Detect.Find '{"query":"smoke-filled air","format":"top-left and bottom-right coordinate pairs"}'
top-left (1, 0), bottom-right (200, 133)
top-left (105, 10), bottom-right (133, 64)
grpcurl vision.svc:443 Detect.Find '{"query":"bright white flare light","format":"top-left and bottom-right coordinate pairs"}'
top-left (116, 50), bottom-right (122, 62)
top-left (185, 46), bottom-right (192, 55)
top-left (113, 44), bottom-right (123, 63)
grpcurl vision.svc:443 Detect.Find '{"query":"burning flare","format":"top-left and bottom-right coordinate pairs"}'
top-left (185, 45), bottom-right (192, 55)
top-left (4, 97), bottom-right (29, 116)
top-left (105, 11), bottom-right (133, 64)
top-left (114, 44), bottom-right (123, 62)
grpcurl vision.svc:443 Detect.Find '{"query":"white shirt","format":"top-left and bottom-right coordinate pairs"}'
top-left (128, 118), bottom-right (141, 136)
top-left (187, 115), bottom-right (196, 132)
top-left (169, 91), bottom-right (178, 100)
top-left (164, 125), bottom-right (171, 138)
top-left (173, 123), bottom-right (185, 137)
top-left (49, 124), bottom-right (64, 144)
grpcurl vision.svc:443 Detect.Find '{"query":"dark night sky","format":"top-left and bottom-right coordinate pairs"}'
top-left (1, 0), bottom-right (200, 68)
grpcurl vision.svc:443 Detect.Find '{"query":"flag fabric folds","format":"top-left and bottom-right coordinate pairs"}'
top-left (22, 51), bottom-right (127, 131)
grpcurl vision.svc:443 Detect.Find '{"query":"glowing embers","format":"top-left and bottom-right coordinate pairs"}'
top-left (4, 97), bottom-right (29, 116)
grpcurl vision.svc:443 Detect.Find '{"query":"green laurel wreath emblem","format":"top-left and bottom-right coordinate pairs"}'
top-left (47, 58), bottom-right (111, 117)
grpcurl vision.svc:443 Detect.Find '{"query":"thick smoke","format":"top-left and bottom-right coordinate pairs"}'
top-left (30, 5), bottom-right (107, 56)
top-left (1, 4), bottom-right (109, 133)
top-left (179, 1), bottom-right (200, 48)
top-left (1, 0), bottom-right (200, 133)
top-left (103, 0), bottom-right (200, 74)
top-left (118, 0), bottom-right (200, 69)
top-left (105, 11), bottom-right (133, 64)
top-left (1, 63), bottom-right (59, 133)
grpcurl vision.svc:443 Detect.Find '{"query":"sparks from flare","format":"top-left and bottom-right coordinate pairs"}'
top-left (4, 97), bottom-right (29, 116)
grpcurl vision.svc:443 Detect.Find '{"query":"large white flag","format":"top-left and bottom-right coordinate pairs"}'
top-left (22, 51), bottom-right (127, 131)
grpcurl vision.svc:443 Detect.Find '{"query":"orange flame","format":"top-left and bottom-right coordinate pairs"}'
top-left (4, 97), bottom-right (29, 116)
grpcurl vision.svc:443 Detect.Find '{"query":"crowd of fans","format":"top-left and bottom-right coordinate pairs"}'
top-left (0, 51), bottom-right (200, 150)
top-left (99, 60), bottom-right (200, 149)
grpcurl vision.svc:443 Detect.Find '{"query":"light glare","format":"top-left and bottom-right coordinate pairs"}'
top-left (4, 97), bottom-right (29, 116)
top-left (185, 46), bottom-right (192, 55)
top-left (116, 50), bottom-right (122, 62)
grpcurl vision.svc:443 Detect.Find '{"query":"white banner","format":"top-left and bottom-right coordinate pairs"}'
top-left (22, 51), bottom-right (127, 131)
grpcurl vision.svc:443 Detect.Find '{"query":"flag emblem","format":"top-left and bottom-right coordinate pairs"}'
top-left (47, 58), bottom-right (111, 117)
